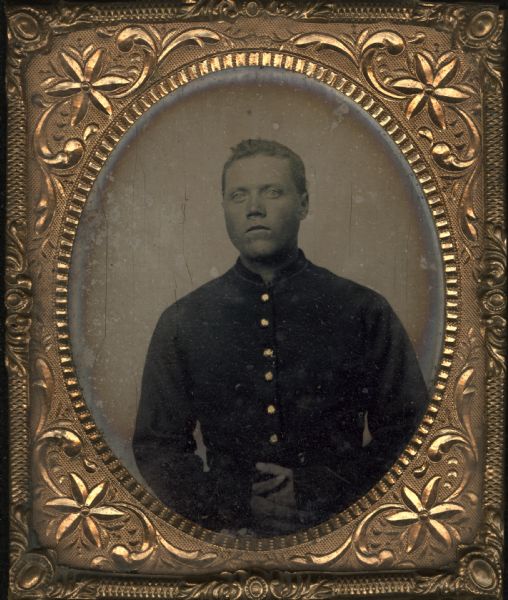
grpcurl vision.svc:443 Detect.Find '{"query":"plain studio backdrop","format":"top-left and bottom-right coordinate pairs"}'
top-left (69, 68), bottom-right (444, 480)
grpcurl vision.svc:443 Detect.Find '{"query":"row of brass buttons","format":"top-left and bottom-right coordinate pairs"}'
top-left (260, 292), bottom-right (279, 444)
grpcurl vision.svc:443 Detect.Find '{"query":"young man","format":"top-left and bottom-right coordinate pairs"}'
top-left (133, 139), bottom-right (428, 536)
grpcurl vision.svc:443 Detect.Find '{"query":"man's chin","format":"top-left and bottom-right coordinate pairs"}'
top-left (240, 247), bottom-right (301, 268)
top-left (241, 245), bottom-right (279, 263)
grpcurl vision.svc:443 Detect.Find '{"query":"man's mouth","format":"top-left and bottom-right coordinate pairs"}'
top-left (246, 225), bottom-right (270, 232)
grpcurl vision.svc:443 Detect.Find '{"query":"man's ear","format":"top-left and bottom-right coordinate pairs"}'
top-left (298, 192), bottom-right (309, 220)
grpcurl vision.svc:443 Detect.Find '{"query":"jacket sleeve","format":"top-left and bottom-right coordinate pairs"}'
top-left (293, 294), bottom-right (429, 516)
top-left (132, 308), bottom-right (218, 527)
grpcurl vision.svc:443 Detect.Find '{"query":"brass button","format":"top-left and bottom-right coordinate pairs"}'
top-left (269, 433), bottom-right (279, 444)
top-left (261, 293), bottom-right (270, 302)
top-left (267, 404), bottom-right (276, 414)
top-left (263, 348), bottom-right (274, 358)
top-left (260, 318), bottom-right (269, 328)
top-left (265, 371), bottom-right (274, 382)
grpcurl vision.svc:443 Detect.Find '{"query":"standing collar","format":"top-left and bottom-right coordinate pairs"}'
top-left (232, 249), bottom-right (308, 286)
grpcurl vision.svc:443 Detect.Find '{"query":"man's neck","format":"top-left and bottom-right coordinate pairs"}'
top-left (240, 247), bottom-right (300, 285)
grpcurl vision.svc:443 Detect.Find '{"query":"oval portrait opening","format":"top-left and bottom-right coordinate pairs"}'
top-left (69, 67), bottom-right (444, 538)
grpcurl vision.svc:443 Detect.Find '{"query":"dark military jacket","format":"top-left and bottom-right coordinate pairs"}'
top-left (133, 250), bottom-right (428, 533)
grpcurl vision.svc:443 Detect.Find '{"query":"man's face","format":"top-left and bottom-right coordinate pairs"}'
top-left (222, 154), bottom-right (308, 262)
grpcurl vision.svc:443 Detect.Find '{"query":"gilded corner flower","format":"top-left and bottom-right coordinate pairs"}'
top-left (45, 473), bottom-right (124, 547)
top-left (385, 476), bottom-right (464, 553)
top-left (44, 47), bottom-right (130, 126)
top-left (390, 53), bottom-right (470, 129)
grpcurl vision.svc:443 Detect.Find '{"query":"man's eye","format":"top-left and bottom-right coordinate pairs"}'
top-left (230, 191), bottom-right (248, 203)
top-left (263, 188), bottom-right (283, 199)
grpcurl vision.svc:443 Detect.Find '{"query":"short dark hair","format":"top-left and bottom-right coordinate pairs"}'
top-left (222, 139), bottom-right (308, 196)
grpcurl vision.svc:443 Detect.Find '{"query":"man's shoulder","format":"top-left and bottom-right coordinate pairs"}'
top-left (157, 270), bottom-right (233, 323)
top-left (305, 261), bottom-right (389, 310)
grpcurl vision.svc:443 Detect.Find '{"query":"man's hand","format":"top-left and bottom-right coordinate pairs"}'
top-left (251, 462), bottom-right (311, 533)
top-left (252, 462), bottom-right (295, 504)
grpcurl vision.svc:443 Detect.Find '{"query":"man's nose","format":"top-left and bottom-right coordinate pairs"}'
top-left (246, 192), bottom-right (266, 217)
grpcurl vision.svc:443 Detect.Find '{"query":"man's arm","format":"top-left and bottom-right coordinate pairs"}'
top-left (133, 308), bottom-right (217, 526)
top-left (292, 294), bottom-right (429, 517)
top-left (357, 294), bottom-right (429, 483)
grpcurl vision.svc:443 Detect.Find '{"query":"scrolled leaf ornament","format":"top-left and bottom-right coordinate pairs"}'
top-left (114, 26), bottom-right (226, 97)
top-left (289, 531), bottom-right (354, 566)
top-left (108, 504), bottom-right (158, 571)
top-left (31, 357), bottom-right (54, 437)
top-left (479, 224), bottom-right (506, 377)
top-left (159, 28), bottom-right (224, 62)
top-left (350, 505), bottom-right (398, 567)
top-left (33, 104), bottom-right (84, 165)
top-left (286, 32), bottom-right (357, 65)
top-left (32, 106), bottom-right (83, 240)
top-left (5, 213), bottom-right (32, 376)
top-left (180, 0), bottom-right (240, 20)
top-left (34, 426), bottom-right (83, 497)
top-left (268, 572), bottom-right (331, 600)
top-left (293, 502), bottom-right (399, 568)
top-left (108, 502), bottom-right (219, 571)
top-left (416, 107), bottom-right (480, 191)
top-left (157, 531), bottom-right (219, 568)
top-left (414, 332), bottom-right (480, 506)
top-left (115, 27), bottom-right (159, 97)
top-left (359, 30), bottom-right (407, 99)
top-left (286, 29), bottom-right (407, 100)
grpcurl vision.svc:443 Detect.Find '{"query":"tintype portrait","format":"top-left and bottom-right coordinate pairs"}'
top-left (7, 2), bottom-right (504, 597)
top-left (133, 137), bottom-right (428, 536)
top-left (71, 69), bottom-right (442, 537)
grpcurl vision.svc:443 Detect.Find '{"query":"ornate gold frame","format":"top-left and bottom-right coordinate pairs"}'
top-left (6, 1), bottom-right (505, 598)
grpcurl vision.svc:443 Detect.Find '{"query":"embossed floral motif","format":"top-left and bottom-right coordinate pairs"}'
top-left (44, 47), bottom-right (130, 125)
top-left (45, 473), bottom-right (124, 547)
top-left (385, 476), bottom-right (464, 552)
top-left (390, 53), bottom-right (470, 129)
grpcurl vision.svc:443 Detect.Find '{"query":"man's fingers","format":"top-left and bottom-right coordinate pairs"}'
top-left (256, 462), bottom-right (292, 477)
top-left (252, 473), bottom-right (286, 495)
top-left (263, 482), bottom-right (295, 508)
